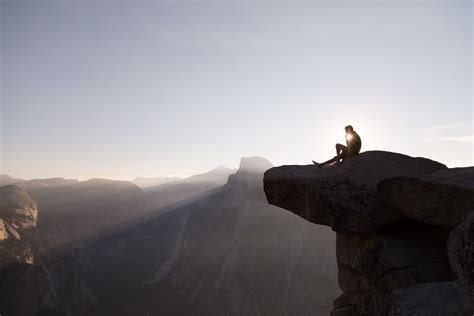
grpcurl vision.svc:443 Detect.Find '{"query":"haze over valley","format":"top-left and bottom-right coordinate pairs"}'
top-left (1, 1), bottom-right (471, 315)
top-left (0, 157), bottom-right (339, 315)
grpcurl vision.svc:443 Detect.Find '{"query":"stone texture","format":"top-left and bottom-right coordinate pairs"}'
top-left (377, 167), bottom-right (474, 228)
top-left (448, 212), bottom-right (474, 296)
top-left (331, 290), bottom-right (384, 315)
top-left (264, 151), bottom-right (446, 234)
top-left (0, 219), bottom-right (7, 241)
top-left (387, 281), bottom-right (474, 316)
top-left (330, 305), bottom-right (356, 316)
top-left (337, 221), bottom-right (455, 294)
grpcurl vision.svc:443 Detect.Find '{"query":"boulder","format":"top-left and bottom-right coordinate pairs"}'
top-left (377, 167), bottom-right (474, 228)
top-left (263, 151), bottom-right (446, 233)
top-left (448, 212), bottom-right (474, 296)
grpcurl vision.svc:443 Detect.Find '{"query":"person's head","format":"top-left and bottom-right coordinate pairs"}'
top-left (345, 125), bottom-right (354, 134)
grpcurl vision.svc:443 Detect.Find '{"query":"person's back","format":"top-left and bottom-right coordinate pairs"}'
top-left (347, 130), bottom-right (362, 156)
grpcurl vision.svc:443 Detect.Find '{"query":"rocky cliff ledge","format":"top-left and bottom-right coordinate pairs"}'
top-left (263, 151), bottom-right (474, 315)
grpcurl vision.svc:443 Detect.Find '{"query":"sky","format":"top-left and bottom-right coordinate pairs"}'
top-left (1, 0), bottom-right (472, 180)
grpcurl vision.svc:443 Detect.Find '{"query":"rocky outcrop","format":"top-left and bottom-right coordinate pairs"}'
top-left (263, 151), bottom-right (474, 315)
top-left (264, 151), bottom-right (446, 234)
top-left (0, 185), bottom-right (38, 266)
top-left (0, 185), bottom-right (38, 231)
top-left (0, 186), bottom-right (38, 313)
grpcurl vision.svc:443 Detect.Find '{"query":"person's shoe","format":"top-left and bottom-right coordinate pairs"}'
top-left (312, 160), bottom-right (321, 168)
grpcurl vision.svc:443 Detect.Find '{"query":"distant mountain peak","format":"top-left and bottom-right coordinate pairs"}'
top-left (0, 175), bottom-right (26, 186)
top-left (237, 156), bottom-right (273, 173)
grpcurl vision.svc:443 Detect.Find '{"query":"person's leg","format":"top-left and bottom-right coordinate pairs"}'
top-left (336, 143), bottom-right (345, 156)
top-left (312, 144), bottom-right (347, 168)
top-left (336, 144), bottom-right (347, 163)
top-left (318, 154), bottom-right (343, 167)
top-left (339, 147), bottom-right (349, 163)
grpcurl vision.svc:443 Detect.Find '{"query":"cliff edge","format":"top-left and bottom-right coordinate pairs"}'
top-left (263, 151), bottom-right (474, 315)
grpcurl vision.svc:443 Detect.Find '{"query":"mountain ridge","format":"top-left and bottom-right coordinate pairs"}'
top-left (84, 155), bottom-right (338, 315)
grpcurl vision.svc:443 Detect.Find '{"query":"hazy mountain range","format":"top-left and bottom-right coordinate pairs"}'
top-left (0, 175), bottom-right (28, 186)
top-left (142, 166), bottom-right (235, 211)
top-left (0, 157), bottom-right (338, 315)
top-left (0, 167), bottom-right (235, 241)
top-left (131, 176), bottom-right (181, 188)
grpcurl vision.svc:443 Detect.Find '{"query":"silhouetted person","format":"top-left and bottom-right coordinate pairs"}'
top-left (313, 125), bottom-right (362, 168)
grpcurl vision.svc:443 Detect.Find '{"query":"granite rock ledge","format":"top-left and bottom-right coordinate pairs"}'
top-left (263, 151), bottom-right (474, 315)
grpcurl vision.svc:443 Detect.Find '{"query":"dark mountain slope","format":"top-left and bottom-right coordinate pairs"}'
top-left (87, 157), bottom-right (338, 315)
top-left (0, 186), bottom-right (96, 316)
top-left (20, 178), bottom-right (148, 241)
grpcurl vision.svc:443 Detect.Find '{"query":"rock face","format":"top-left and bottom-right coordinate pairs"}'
top-left (0, 185), bottom-right (38, 231)
top-left (387, 281), bottom-right (474, 316)
top-left (0, 185), bottom-right (38, 266)
top-left (263, 151), bottom-right (474, 315)
top-left (448, 212), bottom-right (474, 297)
top-left (0, 186), bottom-right (38, 312)
top-left (377, 167), bottom-right (474, 229)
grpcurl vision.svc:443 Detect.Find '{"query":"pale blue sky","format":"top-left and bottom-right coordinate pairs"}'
top-left (1, 0), bottom-right (472, 180)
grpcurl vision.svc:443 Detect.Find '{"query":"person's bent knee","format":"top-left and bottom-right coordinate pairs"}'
top-left (336, 143), bottom-right (344, 149)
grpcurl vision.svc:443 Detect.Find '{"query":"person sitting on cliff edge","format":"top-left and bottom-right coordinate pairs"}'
top-left (312, 125), bottom-right (362, 168)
